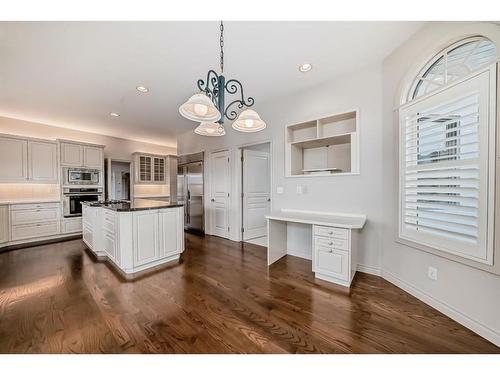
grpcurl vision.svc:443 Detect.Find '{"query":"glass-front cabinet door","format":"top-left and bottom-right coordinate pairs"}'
top-left (153, 157), bottom-right (165, 183)
top-left (139, 156), bottom-right (152, 182)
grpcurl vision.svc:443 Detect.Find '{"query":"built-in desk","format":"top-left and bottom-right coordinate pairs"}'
top-left (266, 209), bottom-right (366, 287)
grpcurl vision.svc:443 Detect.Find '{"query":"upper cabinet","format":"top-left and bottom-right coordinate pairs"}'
top-left (60, 142), bottom-right (83, 166)
top-left (29, 141), bottom-right (58, 181)
top-left (285, 110), bottom-right (360, 177)
top-left (84, 146), bottom-right (103, 168)
top-left (60, 141), bottom-right (104, 169)
top-left (0, 137), bottom-right (28, 181)
top-left (0, 135), bottom-right (58, 183)
top-left (133, 153), bottom-right (171, 184)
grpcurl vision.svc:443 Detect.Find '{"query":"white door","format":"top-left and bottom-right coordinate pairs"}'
top-left (242, 149), bottom-right (270, 240)
top-left (28, 141), bottom-right (58, 182)
top-left (0, 137), bottom-right (28, 181)
top-left (209, 150), bottom-right (230, 238)
top-left (84, 146), bottom-right (103, 169)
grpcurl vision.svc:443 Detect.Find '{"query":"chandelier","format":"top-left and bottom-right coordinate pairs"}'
top-left (179, 21), bottom-right (266, 136)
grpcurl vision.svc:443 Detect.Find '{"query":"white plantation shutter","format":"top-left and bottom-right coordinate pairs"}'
top-left (399, 68), bottom-right (495, 264)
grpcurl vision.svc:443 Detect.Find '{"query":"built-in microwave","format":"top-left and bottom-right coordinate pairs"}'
top-left (63, 167), bottom-right (100, 186)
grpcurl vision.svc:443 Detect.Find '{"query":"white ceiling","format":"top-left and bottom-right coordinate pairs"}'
top-left (0, 21), bottom-right (424, 147)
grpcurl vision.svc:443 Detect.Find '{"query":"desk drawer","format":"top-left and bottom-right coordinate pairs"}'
top-left (11, 207), bottom-right (59, 225)
top-left (313, 225), bottom-right (348, 240)
top-left (315, 245), bottom-right (349, 281)
top-left (314, 236), bottom-right (349, 251)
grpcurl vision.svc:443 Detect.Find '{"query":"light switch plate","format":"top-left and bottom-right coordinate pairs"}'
top-left (276, 186), bottom-right (284, 194)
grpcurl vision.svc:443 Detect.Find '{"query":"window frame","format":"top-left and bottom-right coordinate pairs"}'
top-left (398, 64), bottom-right (497, 265)
top-left (407, 36), bottom-right (498, 103)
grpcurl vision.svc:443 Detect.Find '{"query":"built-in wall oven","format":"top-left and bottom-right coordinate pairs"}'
top-left (63, 187), bottom-right (103, 217)
top-left (63, 167), bottom-right (101, 186)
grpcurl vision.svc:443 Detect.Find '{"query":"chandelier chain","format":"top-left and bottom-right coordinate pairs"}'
top-left (220, 21), bottom-right (224, 73)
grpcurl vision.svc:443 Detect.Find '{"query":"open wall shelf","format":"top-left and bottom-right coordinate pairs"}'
top-left (285, 110), bottom-right (359, 177)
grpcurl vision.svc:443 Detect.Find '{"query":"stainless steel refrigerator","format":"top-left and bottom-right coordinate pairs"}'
top-left (177, 153), bottom-right (204, 233)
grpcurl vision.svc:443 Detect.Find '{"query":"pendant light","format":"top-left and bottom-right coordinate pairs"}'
top-left (194, 122), bottom-right (226, 136)
top-left (179, 21), bottom-right (266, 136)
top-left (232, 109), bottom-right (267, 132)
top-left (179, 93), bottom-right (221, 122)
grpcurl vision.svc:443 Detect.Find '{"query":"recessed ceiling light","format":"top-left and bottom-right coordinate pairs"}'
top-left (136, 85), bottom-right (149, 93)
top-left (110, 112), bottom-right (120, 117)
top-left (298, 63), bottom-right (312, 73)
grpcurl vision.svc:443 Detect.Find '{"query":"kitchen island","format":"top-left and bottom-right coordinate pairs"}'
top-left (82, 199), bottom-right (184, 278)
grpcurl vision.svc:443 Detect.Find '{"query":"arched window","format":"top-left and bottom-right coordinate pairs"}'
top-left (408, 36), bottom-right (497, 102)
top-left (399, 36), bottom-right (497, 265)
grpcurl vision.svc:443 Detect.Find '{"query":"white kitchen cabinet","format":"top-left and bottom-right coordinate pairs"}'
top-left (133, 210), bottom-right (160, 267)
top-left (9, 202), bottom-right (60, 241)
top-left (61, 142), bottom-right (84, 166)
top-left (61, 217), bottom-right (82, 234)
top-left (0, 205), bottom-right (9, 244)
top-left (159, 208), bottom-right (182, 257)
top-left (84, 146), bottom-right (104, 169)
top-left (0, 135), bottom-right (58, 183)
top-left (60, 141), bottom-right (104, 168)
top-left (11, 221), bottom-right (60, 241)
top-left (82, 204), bottom-right (184, 276)
top-left (0, 137), bottom-right (28, 181)
top-left (28, 141), bottom-right (58, 182)
top-left (133, 153), bottom-right (168, 184)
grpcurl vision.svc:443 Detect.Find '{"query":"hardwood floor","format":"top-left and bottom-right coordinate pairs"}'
top-left (0, 233), bottom-right (498, 353)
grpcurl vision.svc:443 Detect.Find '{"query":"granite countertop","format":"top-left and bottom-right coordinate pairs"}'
top-left (83, 199), bottom-right (183, 212)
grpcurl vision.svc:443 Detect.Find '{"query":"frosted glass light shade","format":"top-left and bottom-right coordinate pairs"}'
top-left (179, 93), bottom-right (221, 122)
top-left (232, 109), bottom-right (266, 132)
top-left (194, 122), bottom-right (226, 137)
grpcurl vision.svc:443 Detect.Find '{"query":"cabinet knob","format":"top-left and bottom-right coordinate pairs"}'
top-left (328, 242), bottom-right (333, 246)
top-left (211, 198), bottom-right (215, 202)
top-left (328, 231), bottom-right (333, 235)
top-left (329, 249), bottom-right (333, 253)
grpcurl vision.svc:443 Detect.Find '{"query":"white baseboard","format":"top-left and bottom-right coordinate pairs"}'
top-left (357, 264), bottom-right (382, 276)
top-left (287, 248), bottom-right (312, 260)
top-left (382, 269), bottom-right (500, 348)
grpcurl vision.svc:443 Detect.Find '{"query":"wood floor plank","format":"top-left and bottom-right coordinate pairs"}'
top-left (0, 233), bottom-right (498, 353)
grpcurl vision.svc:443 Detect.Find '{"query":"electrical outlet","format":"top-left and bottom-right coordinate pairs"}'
top-left (428, 266), bottom-right (438, 281)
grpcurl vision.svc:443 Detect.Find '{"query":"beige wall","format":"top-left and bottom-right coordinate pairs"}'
top-left (382, 22), bottom-right (500, 346)
top-left (0, 116), bottom-right (176, 160)
top-left (178, 64), bottom-right (385, 273)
